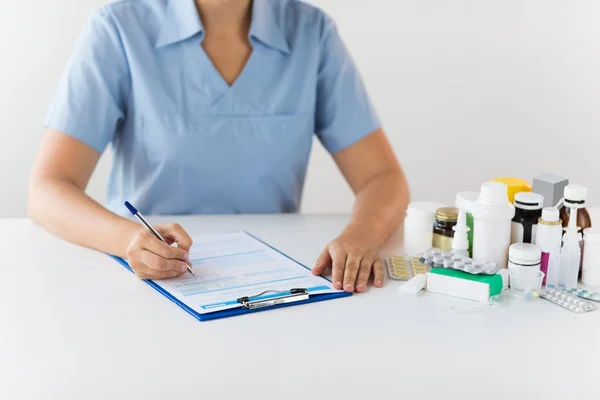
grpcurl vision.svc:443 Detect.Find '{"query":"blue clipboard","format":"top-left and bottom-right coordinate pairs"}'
top-left (109, 232), bottom-right (352, 322)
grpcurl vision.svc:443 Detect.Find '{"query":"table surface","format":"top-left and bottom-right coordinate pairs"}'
top-left (1, 214), bottom-right (599, 400)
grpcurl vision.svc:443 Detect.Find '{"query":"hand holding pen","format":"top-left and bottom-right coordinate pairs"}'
top-left (124, 201), bottom-right (195, 280)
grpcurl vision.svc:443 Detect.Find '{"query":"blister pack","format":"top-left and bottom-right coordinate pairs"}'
top-left (386, 256), bottom-right (429, 281)
top-left (540, 287), bottom-right (597, 313)
top-left (418, 248), bottom-right (499, 276)
top-left (566, 288), bottom-right (600, 302)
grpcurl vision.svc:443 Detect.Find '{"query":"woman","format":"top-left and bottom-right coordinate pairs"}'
top-left (28, 0), bottom-right (410, 293)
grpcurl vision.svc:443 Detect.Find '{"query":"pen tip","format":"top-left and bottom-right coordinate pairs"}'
top-left (124, 201), bottom-right (138, 215)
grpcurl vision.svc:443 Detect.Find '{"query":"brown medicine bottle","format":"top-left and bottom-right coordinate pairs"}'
top-left (560, 186), bottom-right (592, 278)
top-left (432, 207), bottom-right (459, 251)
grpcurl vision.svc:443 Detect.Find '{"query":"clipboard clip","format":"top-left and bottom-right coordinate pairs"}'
top-left (236, 288), bottom-right (309, 310)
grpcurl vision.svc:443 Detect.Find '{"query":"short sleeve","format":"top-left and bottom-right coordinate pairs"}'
top-left (43, 9), bottom-right (130, 154)
top-left (315, 19), bottom-right (381, 154)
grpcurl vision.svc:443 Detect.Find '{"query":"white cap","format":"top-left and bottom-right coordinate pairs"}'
top-left (541, 207), bottom-right (560, 223)
top-left (455, 191), bottom-right (479, 212)
top-left (509, 243), bottom-right (542, 265)
top-left (479, 182), bottom-right (508, 204)
top-left (514, 192), bottom-right (544, 210)
top-left (564, 184), bottom-right (587, 203)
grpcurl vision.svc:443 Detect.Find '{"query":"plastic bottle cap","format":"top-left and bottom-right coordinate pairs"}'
top-left (514, 192), bottom-right (544, 210)
top-left (564, 184), bottom-right (587, 203)
top-left (479, 182), bottom-right (508, 204)
top-left (509, 243), bottom-right (542, 265)
top-left (541, 207), bottom-right (560, 223)
top-left (455, 191), bottom-right (479, 212)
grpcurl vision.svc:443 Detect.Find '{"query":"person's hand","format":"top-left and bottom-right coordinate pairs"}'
top-left (126, 223), bottom-right (193, 280)
top-left (312, 230), bottom-right (384, 293)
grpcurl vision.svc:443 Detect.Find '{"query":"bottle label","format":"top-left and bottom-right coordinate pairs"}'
top-left (540, 252), bottom-right (550, 285)
top-left (432, 233), bottom-right (453, 251)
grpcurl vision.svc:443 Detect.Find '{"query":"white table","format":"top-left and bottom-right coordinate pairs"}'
top-left (1, 215), bottom-right (599, 400)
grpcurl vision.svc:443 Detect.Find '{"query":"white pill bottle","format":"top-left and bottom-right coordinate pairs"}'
top-left (582, 228), bottom-right (600, 286)
top-left (403, 202), bottom-right (446, 257)
top-left (472, 182), bottom-right (516, 268)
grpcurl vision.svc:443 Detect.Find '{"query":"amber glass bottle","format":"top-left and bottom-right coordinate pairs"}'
top-left (560, 206), bottom-right (592, 279)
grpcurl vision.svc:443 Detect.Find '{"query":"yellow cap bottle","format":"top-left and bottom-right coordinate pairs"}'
top-left (491, 177), bottom-right (532, 203)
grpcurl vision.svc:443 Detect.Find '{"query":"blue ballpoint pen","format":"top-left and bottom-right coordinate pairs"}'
top-left (124, 201), bottom-right (196, 277)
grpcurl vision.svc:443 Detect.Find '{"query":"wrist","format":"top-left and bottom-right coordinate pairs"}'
top-left (342, 219), bottom-right (385, 247)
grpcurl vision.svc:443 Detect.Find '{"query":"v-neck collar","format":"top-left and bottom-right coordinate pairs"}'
top-left (155, 0), bottom-right (290, 54)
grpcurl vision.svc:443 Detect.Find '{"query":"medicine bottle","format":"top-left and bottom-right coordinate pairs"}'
top-left (535, 207), bottom-right (563, 286)
top-left (508, 243), bottom-right (542, 272)
top-left (582, 228), bottom-right (600, 286)
top-left (559, 185), bottom-right (592, 279)
top-left (455, 191), bottom-right (479, 256)
top-left (472, 182), bottom-right (515, 268)
top-left (432, 207), bottom-right (458, 251)
top-left (403, 202), bottom-right (447, 256)
top-left (511, 192), bottom-right (544, 245)
top-left (560, 205), bottom-right (591, 233)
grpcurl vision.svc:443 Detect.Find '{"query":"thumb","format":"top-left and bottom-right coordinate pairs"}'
top-left (312, 247), bottom-right (332, 276)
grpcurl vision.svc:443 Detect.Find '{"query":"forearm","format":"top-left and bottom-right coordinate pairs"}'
top-left (28, 178), bottom-right (140, 258)
top-left (343, 168), bottom-right (410, 247)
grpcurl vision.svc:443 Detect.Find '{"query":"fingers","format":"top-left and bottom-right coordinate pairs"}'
top-left (127, 222), bottom-right (194, 281)
top-left (355, 258), bottom-right (374, 293)
top-left (342, 253), bottom-right (362, 292)
top-left (139, 250), bottom-right (189, 273)
top-left (330, 248), bottom-right (346, 290)
top-left (157, 223), bottom-right (193, 252)
top-left (312, 247), bottom-right (332, 276)
top-left (140, 230), bottom-right (189, 262)
top-left (373, 260), bottom-right (384, 288)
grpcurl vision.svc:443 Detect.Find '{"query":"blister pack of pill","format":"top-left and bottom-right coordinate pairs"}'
top-left (540, 287), bottom-right (597, 313)
top-left (386, 256), bottom-right (429, 281)
top-left (418, 248), bottom-right (499, 276)
top-left (566, 288), bottom-right (600, 302)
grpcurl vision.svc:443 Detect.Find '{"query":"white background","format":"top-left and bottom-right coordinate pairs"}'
top-left (1, 0), bottom-right (599, 218)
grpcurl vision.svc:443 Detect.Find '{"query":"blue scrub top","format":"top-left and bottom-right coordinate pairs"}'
top-left (44, 0), bottom-right (381, 216)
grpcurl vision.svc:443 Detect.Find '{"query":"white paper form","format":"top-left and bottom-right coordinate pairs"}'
top-left (151, 232), bottom-right (340, 314)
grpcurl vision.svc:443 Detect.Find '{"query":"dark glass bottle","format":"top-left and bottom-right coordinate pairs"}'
top-left (432, 207), bottom-right (458, 251)
top-left (560, 206), bottom-right (592, 279)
